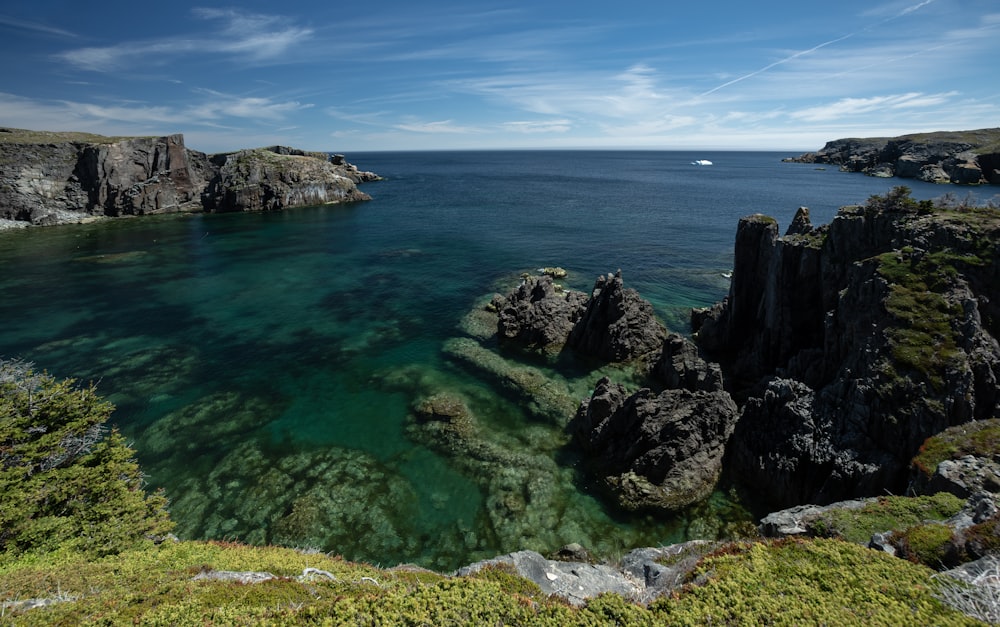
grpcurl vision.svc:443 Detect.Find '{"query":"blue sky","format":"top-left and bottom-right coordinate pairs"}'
top-left (1, 0), bottom-right (997, 153)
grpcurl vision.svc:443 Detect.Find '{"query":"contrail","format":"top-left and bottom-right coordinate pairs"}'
top-left (699, 33), bottom-right (854, 97)
top-left (699, 0), bottom-right (937, 97)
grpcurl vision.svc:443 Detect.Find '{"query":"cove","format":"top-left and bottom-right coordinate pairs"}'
top-left (0, 150), bottom-right (952, 570)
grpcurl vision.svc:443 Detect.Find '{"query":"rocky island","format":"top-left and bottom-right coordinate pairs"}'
top-left (0, 127), bottom-right (379, 227)
top-left (785, 127), bottom-right (1000, 185)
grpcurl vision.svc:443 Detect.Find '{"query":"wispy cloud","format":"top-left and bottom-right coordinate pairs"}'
top-left (55, 9), bottom-right (311, 72)
top-left (790, 92), bottom-right (958, 122)
top-left (0, 14), bottom-right (77, 38)
top-left (502, 120), bottom-right (572, 134)
top-left (393, 119), bottom-right (483, 134)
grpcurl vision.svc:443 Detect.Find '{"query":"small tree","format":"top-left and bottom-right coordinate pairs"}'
top-left (0, 359), bottom-right (173, 559)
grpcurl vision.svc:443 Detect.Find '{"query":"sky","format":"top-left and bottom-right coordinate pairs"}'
top-left (0, 0), bottom-right (997, 154)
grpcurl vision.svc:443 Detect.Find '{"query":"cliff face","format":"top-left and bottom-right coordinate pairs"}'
top-left (785, 128), bottom-right (1000, 186)
top-left (0, 129), bottom-right (377, 226)
top-left (695, 191), bottom-right (1000, 508)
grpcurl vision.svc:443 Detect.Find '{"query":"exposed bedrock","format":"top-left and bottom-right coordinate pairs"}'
top-left (0, 129), bottom-right (378, 226)
top-left (696, 194), bottom-right (1000, 509)
top-left (491, 269), bottom-right (666, 365)
top-left (572, 376), bottom-right (739, 512)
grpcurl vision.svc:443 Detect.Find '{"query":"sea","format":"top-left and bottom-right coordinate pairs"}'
top-left (0, 150), bottom-right (963, 570)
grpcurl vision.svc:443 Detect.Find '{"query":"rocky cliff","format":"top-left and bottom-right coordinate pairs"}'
top-left (0, 128), bottom-right (378, 226)
top-left (695, 189), bottom-right (1000, 508)
top-left (487, 188), bottom-right (999, 515)
top-left (784, 128), bottom-right (1000, 185)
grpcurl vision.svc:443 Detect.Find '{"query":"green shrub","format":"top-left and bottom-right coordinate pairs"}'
top-left (650, 538), bottom-right (978, 625)
top-left (0, 360), bottom-right (173, 560)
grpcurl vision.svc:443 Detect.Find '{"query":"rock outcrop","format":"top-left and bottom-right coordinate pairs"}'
top-left (0, 128), bottom-right (377, 226)
top-left (455, 541), bottom-right (714, 606)
top-left (491, 270), bottom-right (666, 365)
top-left (573, 376), bottom-right (739, 512)
top-left (784, 128), bottom-right (1000, 185)
top-left (202, 147), bottom-right (375, 212)
top-left (696, 190), bottom-right (1000, 508)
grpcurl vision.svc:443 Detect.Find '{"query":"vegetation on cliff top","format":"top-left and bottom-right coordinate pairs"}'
top-left (0, 127), bottom-right (144, 146)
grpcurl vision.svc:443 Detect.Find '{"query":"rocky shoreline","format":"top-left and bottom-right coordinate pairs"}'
top-left (784, 128), bottom-right (1000, 186)
top-left (0, 128), bottom-right (379, 228)
top-left (447, 187), bottom-right (999, 606)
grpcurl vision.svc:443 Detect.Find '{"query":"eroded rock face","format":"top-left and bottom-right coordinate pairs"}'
top-left (697, 197), bottom-right (1000, 508)
top-left (573, 376), bottom-right (739, 512)
top-left (0, 129), bottom-right (378, 226)
top-left (491, 275), bottom-right (588, 351)
top-left (0, 134), bottom-right (208, 224)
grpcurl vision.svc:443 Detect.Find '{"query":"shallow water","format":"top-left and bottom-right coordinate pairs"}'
top-left (0, 151), bottom-right (953, 569)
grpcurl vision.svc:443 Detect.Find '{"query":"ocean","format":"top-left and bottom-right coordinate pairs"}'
top-left (0, 150), bottom-right (956, 570)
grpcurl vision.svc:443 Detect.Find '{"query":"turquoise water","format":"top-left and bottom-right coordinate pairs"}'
top-left (0, 151), bottom-right (953, 570)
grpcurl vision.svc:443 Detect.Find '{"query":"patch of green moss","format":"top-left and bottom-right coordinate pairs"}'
top-left (650, 538), bottom-right (976, 625)
top-left (893, 523), bottom-right (957, 568)
top-left (876, 249), bottom-right (968, 391)
top-left (913, 419), bottom-right (1000, 478)
top-left (807, 493), bottom-right (965, 545)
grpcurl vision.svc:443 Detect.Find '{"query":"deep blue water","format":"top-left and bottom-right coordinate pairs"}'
top-left (0, 150), bottom-right (954, 569)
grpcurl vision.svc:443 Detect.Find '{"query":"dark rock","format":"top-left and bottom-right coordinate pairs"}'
top-left (491, 275), bottom-right (588, 351)
top-left (654, 333), bottom-right (724, 392)
top-left (697, 193), bottom-right (1000, 508)
top-left (566, 270), bottom-right (667, 363)
top-left (492, 270), bottom-right (666, 365)
top-left (573, 376), bottom-right (739, 512)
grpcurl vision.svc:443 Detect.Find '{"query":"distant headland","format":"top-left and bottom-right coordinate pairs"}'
top-left (784, 127), bottom-right (1000, 186)
top-left (0, 128), bottom-right (380, 229)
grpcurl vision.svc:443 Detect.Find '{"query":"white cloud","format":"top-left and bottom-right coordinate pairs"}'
top-left (393, 119), bottom-right (483, 134)
top-left (54, 9), bottom-right (312, 72)
top-left (790, 92), bottom-right (958, 122)
top-left (502, 120), bottom-right (572, 134)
